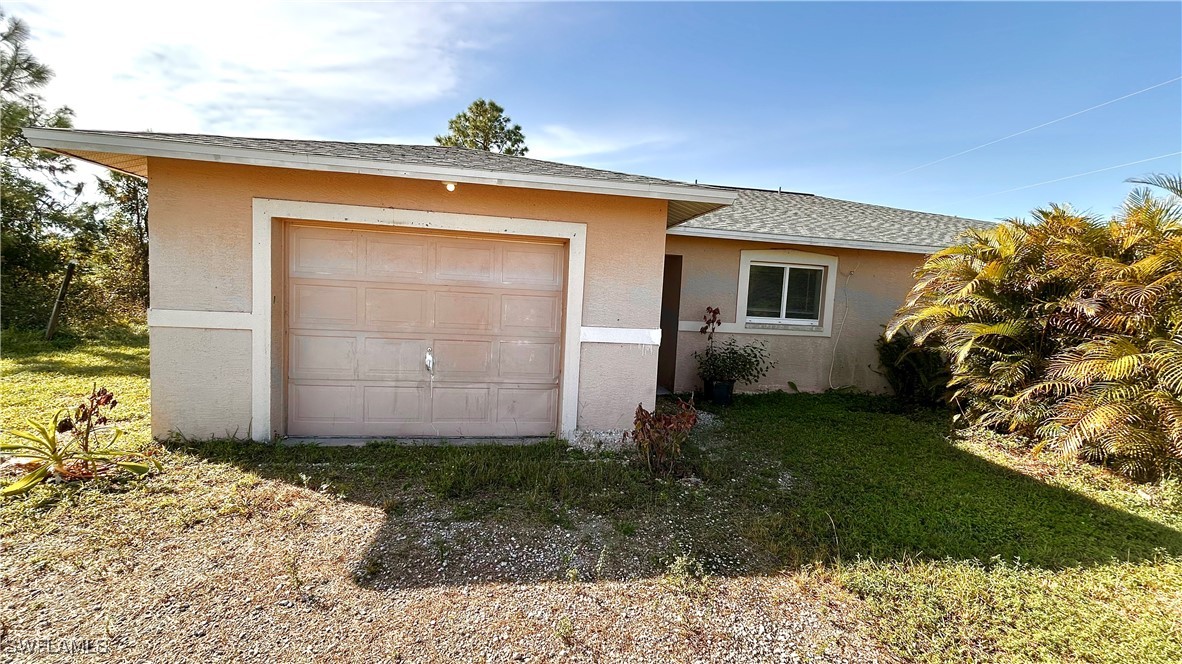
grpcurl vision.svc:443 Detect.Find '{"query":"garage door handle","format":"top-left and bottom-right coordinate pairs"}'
top-left (424, 347), bottom-right (434, 375)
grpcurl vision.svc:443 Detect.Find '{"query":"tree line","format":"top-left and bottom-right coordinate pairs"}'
top-left (1, 11), bottom-right (148, 332)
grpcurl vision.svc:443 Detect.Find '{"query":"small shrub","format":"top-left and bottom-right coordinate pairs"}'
top-left (694, 336), bottom-right (776, 384)
top-left (627, 399), bottom-right (697, 475)
top-left (693, 306), bottom-right (777, 386)
top-left (0, 386), bottom-right (159, 496)
top-left (875, 329), bottom-right (950, 408)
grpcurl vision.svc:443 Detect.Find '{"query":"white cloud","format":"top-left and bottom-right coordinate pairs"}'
top-left (13, 1), bottom-right (513, 138)
top-left (527, 124), bottom-right (682, 163)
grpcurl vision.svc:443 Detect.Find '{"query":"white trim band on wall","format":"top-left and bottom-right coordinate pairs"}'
top-left (147, 309), bottom-right (253, 330)
top-left (580, 327), bottom-right (661, 345)
top-left (676, 320), bottom-right (831, 337)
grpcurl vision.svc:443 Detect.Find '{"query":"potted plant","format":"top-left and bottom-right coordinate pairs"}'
top-left (692, 307), bottom-right (775, 405)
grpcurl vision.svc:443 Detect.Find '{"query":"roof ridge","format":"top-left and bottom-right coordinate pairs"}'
top-left (695, 183), bottom-right (816, 196)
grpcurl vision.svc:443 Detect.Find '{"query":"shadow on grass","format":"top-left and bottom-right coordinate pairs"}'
top-left (167, 392), bottom-right (1182, 590)
top-left (0, 329), bottom-right (150, 378)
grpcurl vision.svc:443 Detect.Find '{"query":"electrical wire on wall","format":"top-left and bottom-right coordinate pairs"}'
top-left (827, 259), bottom-right (862, 390)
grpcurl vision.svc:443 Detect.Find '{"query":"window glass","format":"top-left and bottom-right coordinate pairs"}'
top-left (784, 267), bottom-right (822, 320)
top-left (746, 265), bottom-right (784, 318)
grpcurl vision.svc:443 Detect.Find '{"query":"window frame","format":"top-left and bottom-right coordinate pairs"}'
top-left (744, 261), bottom-right (826, 325)
top-left (735, 249), bottom-right (839, 334)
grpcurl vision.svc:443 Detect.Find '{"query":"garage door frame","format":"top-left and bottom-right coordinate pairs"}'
top-left (251, 198), bottom-right (587, 440)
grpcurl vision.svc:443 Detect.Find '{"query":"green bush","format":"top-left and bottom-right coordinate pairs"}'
top-left (875, 329), bottom-right (950, 408)
top-left (888, 174), bottom-right (1182, 480)
top-left (693, 336), bottom-right (775, 384)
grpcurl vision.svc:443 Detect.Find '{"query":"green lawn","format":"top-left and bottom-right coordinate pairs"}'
top-left (2, 331), bottom-right (1180, 662)
top-left (0, 329), bottom-right (151, 446)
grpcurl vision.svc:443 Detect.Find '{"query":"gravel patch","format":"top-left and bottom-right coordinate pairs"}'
top-left (1, 475), bottom-right (891, 663)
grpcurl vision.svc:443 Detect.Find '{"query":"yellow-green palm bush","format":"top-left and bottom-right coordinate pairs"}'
top-left (889, 175), bottom-right (1182, 479)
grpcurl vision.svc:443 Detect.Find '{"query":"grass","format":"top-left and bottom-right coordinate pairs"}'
top-left (1, 328), bottom-right (151, 447)
top-left (713, 392), bottom-right (1182, 663)
top-left (2, 332), bottom-right (1181, 662)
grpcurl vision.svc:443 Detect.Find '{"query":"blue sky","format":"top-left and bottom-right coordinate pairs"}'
top-left (18, 1), bottom-right (1182, 221)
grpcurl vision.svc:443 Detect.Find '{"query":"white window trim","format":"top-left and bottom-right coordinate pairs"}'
top-left (737, 249), bottom-right (837, 335)
top-left (678, 248), bottom-right (838, 338)
top-left (743, 261), bottom-right (827, 326)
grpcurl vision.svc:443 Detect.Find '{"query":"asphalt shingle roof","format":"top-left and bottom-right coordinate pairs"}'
top-left (74, 131), bottom-right (694, 189)
top-left (32, 129), bottom-right (989, 251)
top-left (679, 187), bottom-right (990, 251)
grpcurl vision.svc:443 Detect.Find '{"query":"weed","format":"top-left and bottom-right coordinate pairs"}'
top-left (285, 552), bottom-right (305, 599)
top-left (560, 550), bottom-right (579, 582)
top-left (553, 615), bottom-right (574, 645)
top-left (594, 545), bottom-right (611, 581)
top-left (432, 536), bottom-right (450, 565)
top-left (627, 399), bottom-right (697, 475)
top-left (664, 554), bottom-right (711, 596)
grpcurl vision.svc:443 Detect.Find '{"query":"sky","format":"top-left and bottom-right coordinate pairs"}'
top-left (12, 1), bottom-right (1182, 222)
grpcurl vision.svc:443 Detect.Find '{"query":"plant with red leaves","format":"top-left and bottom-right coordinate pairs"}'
top-left (627, 399), bottom-right (698, 476)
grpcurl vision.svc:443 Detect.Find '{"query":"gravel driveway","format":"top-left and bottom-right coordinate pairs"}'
top-left (2, 474), bottom-right (892, 663)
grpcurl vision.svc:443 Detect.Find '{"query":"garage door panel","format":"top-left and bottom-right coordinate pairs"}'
top-left (366, 236), bottom-right (428, 280)
top-left (292, 284), bottom-right (359, 327)
top-left (433, 339), bottom-right (492, 377)
top-left (365, 287), bottom-right (429, 328)
top-left (432, 386), bottom-right (491, 422)
top-left (290, 383), bottom-right (360, 425)
top-left (360, 337), bottom-right (429, 379)
top-left (289, 333), bottom-right (357, 379)
top-left (501, 294), bottom-right (560, 334)
top-left (290, 228), bottom-right (358, 278)
top-left (497, 387), bottom-right (557, 425)
top-left (363, 385), bottom-right (429, 423)
top-left (503, 246), bottom-right (564, 288)
top-left (499, 341), bottom-right (559, 380)
top-left (435, 292), bottom-right (496, 331)
top-left (436, 243), bottom-right (495, 282)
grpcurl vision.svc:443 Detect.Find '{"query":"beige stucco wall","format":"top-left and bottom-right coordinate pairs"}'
top-left (147, 158), bottom-right (667, 439)
top-left (665, 235), bottom-right (922, 395)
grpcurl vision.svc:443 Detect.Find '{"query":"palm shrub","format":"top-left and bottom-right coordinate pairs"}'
top-left (888, 174), bottom-right (1182, 479)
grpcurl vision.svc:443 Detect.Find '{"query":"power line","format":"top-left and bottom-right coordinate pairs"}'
top-left (965, 152), bottom-right (1182, 200)
top-left (894, 76), bottom-right (1182, 177)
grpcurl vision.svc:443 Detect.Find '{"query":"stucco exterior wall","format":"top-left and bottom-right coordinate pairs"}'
top-left (149, 327), bottom-right (252, 438)
top-left (147, 158), bottom-right (667, 439)
top-left (665, 235), bottom-right (922, 395)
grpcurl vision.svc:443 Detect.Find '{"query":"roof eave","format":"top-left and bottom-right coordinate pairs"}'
top-left (23, 128), bottom-right (737, 223)
top-left (667, 225), bottom-right (944, 254)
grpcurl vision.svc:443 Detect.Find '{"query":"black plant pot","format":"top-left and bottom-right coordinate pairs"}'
top-left (701, 379), bottom-right (714, 401)
top-left (709, 380), bottom-right (735, 406)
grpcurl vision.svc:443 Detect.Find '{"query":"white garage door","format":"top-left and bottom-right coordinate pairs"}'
top-left (286, 224), bottom-right (565, 438)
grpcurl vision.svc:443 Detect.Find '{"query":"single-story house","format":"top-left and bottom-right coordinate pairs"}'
top-left (24, 128), bottom-right (983, 442)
